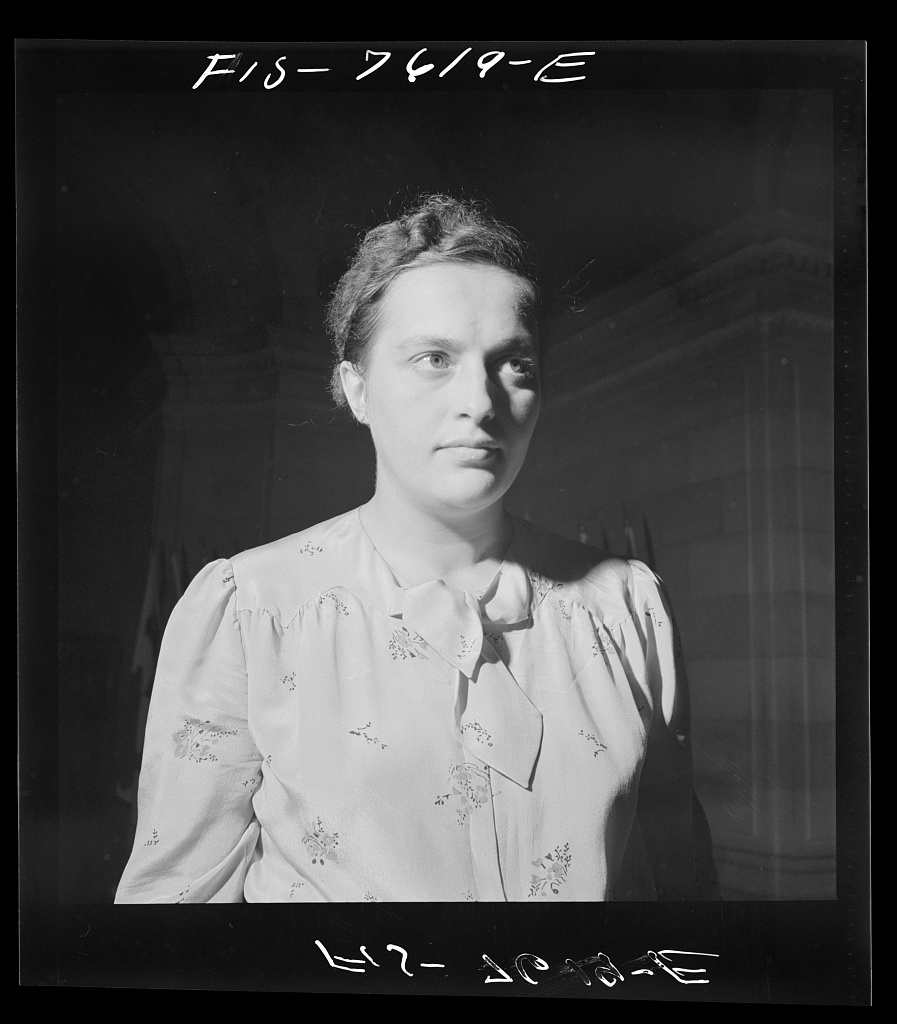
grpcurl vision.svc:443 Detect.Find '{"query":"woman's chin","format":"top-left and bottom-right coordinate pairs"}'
top-left (427, 476), bottom-right (515, 513)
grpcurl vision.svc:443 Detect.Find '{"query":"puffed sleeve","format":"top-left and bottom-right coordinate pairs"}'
top-left (115, 560), bottom-right (262, 903)
top-left (624, 561), bottom-right (719, 900)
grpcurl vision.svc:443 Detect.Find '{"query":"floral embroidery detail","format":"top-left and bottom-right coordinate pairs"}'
top-left (388, 627), bottom-right (430, 661)
top-left (527, 568), bottom-right (555, 602)
top-left (302, 817), bottom-right (340, 866)
top-left (242, 770), bottom-right (262, 789)
top-left (349, 722), bottom-right (388, 749)
top-left (143, 828), bottom-right (159, 847)
top-left (280, 672), bottom-right (296, 692)
top-left (172, 718), bottom-right (238, 763)
top-left (645, 606), bottom-right (665, 630)
top-left (463, 889), bottom-right (477, 902)
top-left (221, 570), bottom-right (234, 586)
top-left (592, 627), bottom-right (614, 657)
top-left (175, 885), bottom-right (191, 903)
top-left (265, 754), bottom-right (272, 766)
top-left (459, 720), bottom-right (493, 748)
top-left (318, 590), bottom-right (349, 616)
top-left (579, 729), bottom-right (608, 756)
top-left (363, 891), bottom-right (378, 902)
top-left (556, 598), bottom-right (573, 622)
top-left (298, 542), bottom-right (323, 557)
top-left (457, 635), bottom-right (475, 660)
top-left (434, 763), bottom-right (491, 825)
top-left (528, 843), bottom-right (572, 897)
top-left (289, 881), bottom-right (305, 899)
top-left (484, 631), bottom-right (503, 650)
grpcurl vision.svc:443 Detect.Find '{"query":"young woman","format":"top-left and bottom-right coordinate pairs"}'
top-left (115, 195), bottom-right (717, 903)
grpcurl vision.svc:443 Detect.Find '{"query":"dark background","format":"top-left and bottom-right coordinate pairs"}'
top-left (19, 40), bottom-right (868, 998)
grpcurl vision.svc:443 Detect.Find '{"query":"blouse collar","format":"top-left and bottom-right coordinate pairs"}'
top-left (345, 506), bottom-right (538, 626)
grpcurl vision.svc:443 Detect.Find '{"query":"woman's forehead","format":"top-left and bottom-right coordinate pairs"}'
top-left (378, 262), bottom-right (536, 333)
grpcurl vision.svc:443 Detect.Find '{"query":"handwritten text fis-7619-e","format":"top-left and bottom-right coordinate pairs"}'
top-left (192, 49), bottom-right (597, 90)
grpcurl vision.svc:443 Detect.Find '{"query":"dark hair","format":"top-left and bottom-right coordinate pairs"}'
top-left (325, 194), bottom-right (541, 407)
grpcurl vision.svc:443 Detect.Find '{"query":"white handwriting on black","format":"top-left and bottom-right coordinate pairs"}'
top-left (315, 940), bottom-right (444, 976)
top-left (484, 949), bottom-right (718, 987)
top-left (315, 940), bottom-right (718, 987)
top-left (193, 49), bottom-right (595, 90)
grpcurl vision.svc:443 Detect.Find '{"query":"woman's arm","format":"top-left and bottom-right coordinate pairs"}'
top-left (115, 560), bottom-right (262, 903)
top-left (627, 561), bottom-right (720, 900)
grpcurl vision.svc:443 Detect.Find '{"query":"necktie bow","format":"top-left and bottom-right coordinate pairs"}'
top-left (402, 578), bottom-right (543, 789)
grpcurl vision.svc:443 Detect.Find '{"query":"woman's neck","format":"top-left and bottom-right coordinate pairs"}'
top-left (359, 491), bottom-right (511, 591)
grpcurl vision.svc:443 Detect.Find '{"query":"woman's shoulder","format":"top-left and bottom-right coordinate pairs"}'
top-left (515, 517), bottom-right (657, 620)
top-left (225, 509), bottom-right (360, 614)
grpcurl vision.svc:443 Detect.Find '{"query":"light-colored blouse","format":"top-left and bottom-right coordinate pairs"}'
top-left (115, 508), bottom-right (712, 903)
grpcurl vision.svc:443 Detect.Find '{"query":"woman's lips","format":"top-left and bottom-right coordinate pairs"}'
top-left (441, 444), bottom-right (500, 463)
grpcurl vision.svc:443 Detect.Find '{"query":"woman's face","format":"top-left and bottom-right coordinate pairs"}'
top-left (341, 262), bottom-right (541, 518)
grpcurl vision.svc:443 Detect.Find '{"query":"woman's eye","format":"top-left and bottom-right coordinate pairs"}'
top-left (502, 355), bottom-right (535, 377)
top-left (418, 353), bottom-right (449, 371)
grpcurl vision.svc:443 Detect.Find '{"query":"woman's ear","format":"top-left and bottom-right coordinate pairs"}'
top-left (339, 360), bottom-right (369, 425)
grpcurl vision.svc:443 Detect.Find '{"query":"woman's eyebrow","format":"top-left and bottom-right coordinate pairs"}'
top-left (395, 334), bottom-right (538, 355)
top-left (488, 336), bottom-right (539, 357)
top-left (395, 334), bottom-right (463, 353)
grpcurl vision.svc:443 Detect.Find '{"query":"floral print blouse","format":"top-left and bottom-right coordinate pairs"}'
top-left (115, 508), bottom-right (714, 903)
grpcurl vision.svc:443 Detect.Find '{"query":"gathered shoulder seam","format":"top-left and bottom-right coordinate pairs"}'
top-left (543, 584), bottom-right (634, 634)
top-left (233, 582), bottom-right (368, 627)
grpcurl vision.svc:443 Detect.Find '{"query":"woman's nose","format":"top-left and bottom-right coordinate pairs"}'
top-left (456, 363), bottom-right (497, 422)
